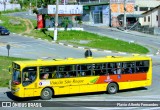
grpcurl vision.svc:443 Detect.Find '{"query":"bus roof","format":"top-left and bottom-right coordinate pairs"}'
top-left (13, 55), bottom-right (151, 67)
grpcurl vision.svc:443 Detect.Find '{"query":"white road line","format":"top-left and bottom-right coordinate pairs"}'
top-left (59, 43), bottom-right (64, 45)
top-left (104, 50), bottom-right (112, 53)
top-left (90, 49), bottom-right (98, 51)
top-left (68, 45), bottom-right (73, 47)
top-left (78, 47), bottom-right (85, 49)
top-left (118, 52), bottom-right (127, 54)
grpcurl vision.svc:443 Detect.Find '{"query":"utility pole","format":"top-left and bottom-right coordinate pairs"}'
top-left (20, 0), bottom-right (24, 10)
top-left (54, 0), bottom-right (59, 41)
top-left (3, 0), bottom-right (6, 11)
top-left (64, 0), bottom-right (66, 5)
top-left (29, 0), bottom-right (32, 15)
top-left (123, 0), bottom-right (127, 30)
top-left (109, 0), bottom-right (111, 27)
top-left (36, 0), bottom-right (37, 8)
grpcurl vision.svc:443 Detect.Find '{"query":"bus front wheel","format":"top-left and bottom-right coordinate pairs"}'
top-left (41, 88), bottom-right (53, 100)
top-left (107, 83), bottom-right (118, 94)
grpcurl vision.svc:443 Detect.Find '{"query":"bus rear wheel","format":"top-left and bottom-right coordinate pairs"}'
top-left (41, 88), bottom-right (53, 100)
top-left (107, 83), bottom-right (118, 94)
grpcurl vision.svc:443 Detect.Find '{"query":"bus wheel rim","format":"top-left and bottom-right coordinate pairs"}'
top-left (43, 90), bottom-right (50, 97)
top-left (110, 86), bottom-right (116, 92)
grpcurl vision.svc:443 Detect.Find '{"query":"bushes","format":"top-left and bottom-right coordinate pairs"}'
top-left (61, 17), bottom-right (72, 30)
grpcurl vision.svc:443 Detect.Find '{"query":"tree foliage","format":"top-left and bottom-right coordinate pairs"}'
top-left (40, 0), bottom-right (56, 7)
top-left (61, 17), bottom-right (72, 30)
top-left (9, 0), bottom-right (56, 9)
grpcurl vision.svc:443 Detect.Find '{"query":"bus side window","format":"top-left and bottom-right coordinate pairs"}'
top-left (109, 63), bottom-right (117, 74)
top-left (56, 65), bottom-right (77, 78)
top-left (86, 64), bottom-right (92, 76)
top-left (93, 63), bottom-right (106, 76)
top-left (99, 64), bottom-right (106, 75)
top-left (136, 61), bottom-right (149, 73)
top-left (143, 61), bottom-right (149, 72)
top-left (39, 66), bottom-right (57, 79)
top-left (56, 72), bottom-right (63, 78)
top-left (52, 70), bottom-right (57, 78)
top-left (94, 64), bottom-right (100, 76)
top-left (107, 63), bottom-right (113, 75)
top-left (24, 72), bottom-right (29, 81)
top-left (107, 63), bottom-right (121, 75)
top-left (22, 67), bottom-right (37, 86)
top-left (122, 62), bottom-right (135, 74)
top-left (64, 66), bottom-right (71, 77)
top-left (77, 65), bottom-right (86, 77)
top-left (117, 66), bottom-right (121, 74)
top-left (56, 66), bottom-right (63, 78)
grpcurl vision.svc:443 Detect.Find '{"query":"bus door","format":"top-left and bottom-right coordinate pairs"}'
top-left (22, 67), bottom-right (38, 97)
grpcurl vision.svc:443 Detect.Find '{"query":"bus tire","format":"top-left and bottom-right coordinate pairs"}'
top-left (41, 88), bottom-right (53, 100)
top-left (107, 83), bottom-right (118, 94)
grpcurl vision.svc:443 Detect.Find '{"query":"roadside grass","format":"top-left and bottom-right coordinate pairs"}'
top-left (31, 19), bottom-right (37, 27)
top-left (59, 31), bottom-right (149, 54)
top-left (58, 31), bottom-right (149, 53)
top-left (26, 30), bottom-right (149, 54)
top-left (0, 15), bottom-right (26, 33)
top-left (0, 56), bottom-right (29, 87)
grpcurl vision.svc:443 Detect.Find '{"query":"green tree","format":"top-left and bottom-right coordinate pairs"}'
top-left (40, 0), bottom-right (56, 7)
top-left (17, 0), bottom-right (23, 10)
top-left (33, 8), bottom-right (39, 14)
top-left (75, 16), bottom-right (83, 27)
top-left (61, 17), bottom-right (72, 30)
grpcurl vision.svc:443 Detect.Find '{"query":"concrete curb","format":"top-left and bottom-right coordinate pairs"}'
top-left (11, 33), bottom-right (157, 57)
top-left (49, 40), bottom-right (156, 56)
top-left (54, 41), bottom-right (128, 54)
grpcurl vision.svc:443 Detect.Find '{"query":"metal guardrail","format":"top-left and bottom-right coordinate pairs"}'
top-left (127, 23), bottom-right (154, 35)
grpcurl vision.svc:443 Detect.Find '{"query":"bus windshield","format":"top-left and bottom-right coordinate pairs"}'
top-left (12, 70), bottom-right (21, 85)
top-left (12, 63), bottom-right (21, 85)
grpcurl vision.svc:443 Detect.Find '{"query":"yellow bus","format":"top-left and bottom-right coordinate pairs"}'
top-left (10, 55), bottom-right (152, 100)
